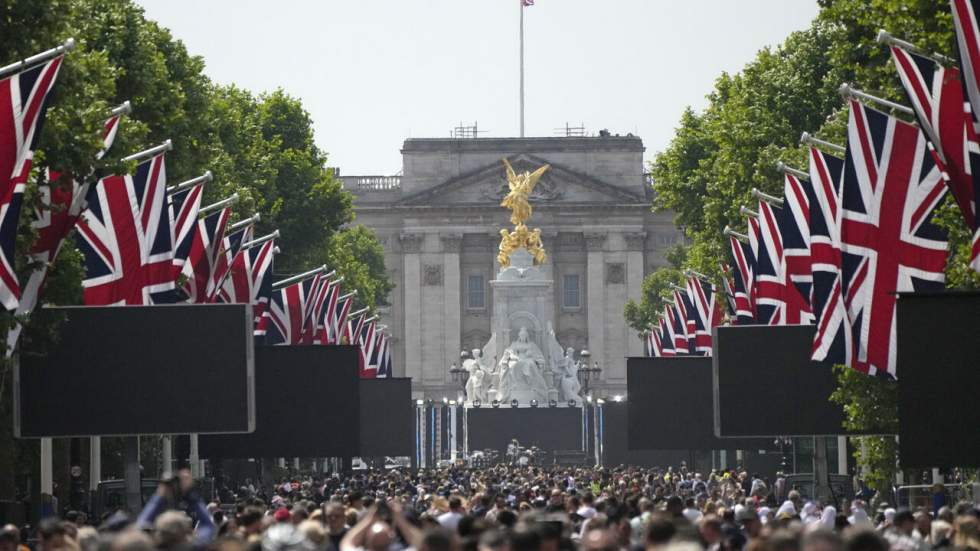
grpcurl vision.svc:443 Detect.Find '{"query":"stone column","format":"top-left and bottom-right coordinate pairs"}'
top-left (624, 232), bottom-right (647, 358)
top-left (441, 234), bottom-right (463, 385)
top-left (401, 233), bottom-right (424, 385)
top-left (584, 232), bottom-right (606, 387)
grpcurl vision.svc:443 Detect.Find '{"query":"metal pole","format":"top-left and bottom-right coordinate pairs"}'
top-left (161, 436), bottom-right (172, 476)
top-left (189, 434), bottom-right (201, 478)
top-left (839, 82), bottom-right (915, 116)
top-left (0, 38), bottom-right (75, 80)
top-left (876, 29), bottom-right (954, 66)
top-left (740, 205), bottom-right (759, 218)
top-left (110, 100), bottom-right (132, 117)
top-left (272, 265), bottom-right (329, 290)
top-left (519, 0), bottom-right (525, 138)
top-left (242, 230), bottom-right (279, 249)
top-left (121, 140), bottom-right (172, 163)
top-left (166, 170), bottom-right (212, 194)
top-left (229, 213), bottom-right (260, 232)
top-left (724, 226), bottom-right (750, 243)
top-left (752, 188), bottom-right (785, 207)
top-left (198, 193), bottom-right (239, 215)
top-left (89, 437), bottom-right (101, 491)
top-left (838, 436), bottom-right (848, 475)
top-left (40, 438), bottom-right (53, 496)
top-left (801, 132), bottom-right (846, 155)
top-left (776, 162), bottom-right (809, 182)
top-left (123, 436), bottom-right (141, 512)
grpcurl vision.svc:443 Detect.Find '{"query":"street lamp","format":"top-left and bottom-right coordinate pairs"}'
top-left (576, 350), bottom-right (601, 397)
top-left (449, 350), bottom-right (470, 393)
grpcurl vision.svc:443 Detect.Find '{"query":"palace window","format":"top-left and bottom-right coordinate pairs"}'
top-left (466, 274), bottom-right (485, 309)
top-left (563, 274), bottom-right (581, 309)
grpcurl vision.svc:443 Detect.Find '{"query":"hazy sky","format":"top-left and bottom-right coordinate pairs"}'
top-left (136, 0), bottom-right (820, 175)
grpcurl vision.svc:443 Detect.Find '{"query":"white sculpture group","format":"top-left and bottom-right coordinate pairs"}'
top-left (462, 324), bottom-right (584, 406)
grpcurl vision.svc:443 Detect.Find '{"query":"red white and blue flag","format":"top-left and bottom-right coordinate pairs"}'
top-left (807, 146), bottom-right (853, 365)
top-left (216, 236), bottom-right (276, 331)
top-left (180, 207), bottom-right (230, 303)
top-left (266, 276), bottom-right (319, 346)
top-left (686, 276), bottom-right (723, 354)
top-left (777, 171), bottom-right (816, 306)
top-left (727, 237), bottom-right (756, 324)
top-left (326, 294), bottom-right (354, 345)
top-left (657, 316), bottom-right (676, 357)
top-left (665, 303), bottom-right (689, 355)
top-left (840, 100), bottom-right (948, 377)
top-left (76, 153), bottom-right (176, 305)
top-left (208, 225), bottom-right (250, 302)
top-left (0, 55), bottom-right (64, 310)
top-left (168, 184), bottom-right (204, 280)
top-left (357, 319), bottom-right (377, 378)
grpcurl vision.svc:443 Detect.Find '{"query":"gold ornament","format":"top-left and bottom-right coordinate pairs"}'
top-left (497, 159), bottom-right (551, 267)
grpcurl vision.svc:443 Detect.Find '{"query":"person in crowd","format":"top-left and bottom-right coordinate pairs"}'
top-left (10, 463), bottom-right (980, 551)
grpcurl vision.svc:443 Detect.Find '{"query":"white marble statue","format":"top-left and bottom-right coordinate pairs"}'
top-left (558, 346), bottom-right (584, 404)
top-left (463, 348), bottom-right (491, 403)
top-left (495, 326), bottom-right (551, 402)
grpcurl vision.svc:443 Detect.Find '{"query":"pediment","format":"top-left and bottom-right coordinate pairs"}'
top-left (396, 154), bottom-right (646, 206)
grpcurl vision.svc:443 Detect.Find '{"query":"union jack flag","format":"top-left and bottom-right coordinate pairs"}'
top-left (840, 100), bottom-right (949, 377)
top-left (357, 319), bottom-right (377, 378)
top-left (208, 225), bottom-right (250, 302)
top-left (216, 236), bottom-right (276, 329)
top-left (672, 289), bottom-right (696, 352)
top-left (265, 276), bottom-right (319, 345)
top-left (8, 110), bottom-right (124, 354)
top-left (891, 45), bottom-right (979, 229)
top-left (727, 237), bottom-right (756, 324)
top-left (312, 282), bottom-right (340, 344)
top-left (326, 294), bottom-right (354, 345)
top-left (364, 330), bottom-right (385, 379)
top-left (345, 313), bottom-right (367, 347)
top-left (0, 55), bottom-right (64, 310)
top-left (301, 274), bottom-right (335, 344)
top-left (686, 276), bottom-right (723, 354)
top-left (657, 316), bottom-right (676, 357)
top-left (753, 201), bottom-right (813, 325)
top-left (168, 184), bottom-right (204, 279)
top-left (777, 172), bottom-right (816, 305)
top-left (944, 0), bottom-right (980, 272)
top-left (377, 333), bottom-right (392, 377)
top-left (180, 207), bottom-right (230, 303)
top-left (664, 303), bottom-right (689, 354)
top-left (808, 146), bottom-right (853, 365)
top-left (76, 153), bottom-right (176, 305)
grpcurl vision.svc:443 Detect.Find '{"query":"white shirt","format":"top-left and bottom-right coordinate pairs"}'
top-left (437, 511), bottom-right (464, 531)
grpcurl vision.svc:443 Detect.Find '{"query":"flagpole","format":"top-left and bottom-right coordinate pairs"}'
top-left (519, 0), bottom-right (525, 138)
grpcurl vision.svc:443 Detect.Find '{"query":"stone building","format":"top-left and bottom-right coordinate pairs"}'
top-left (340, 136), bottom-right (682, 399)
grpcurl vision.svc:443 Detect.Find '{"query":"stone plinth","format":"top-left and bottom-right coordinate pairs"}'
top-left (489, 249), bottom-right (554, 365)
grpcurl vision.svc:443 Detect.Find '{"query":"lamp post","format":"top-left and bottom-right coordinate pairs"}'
top-left (576, 350), bottom-right (602, 398)
top-left (449, 350), bottom-right (470, 399)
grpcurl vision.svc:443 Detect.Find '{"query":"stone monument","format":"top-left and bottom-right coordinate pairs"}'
top-left (462, 159), bottom-right (587, 407)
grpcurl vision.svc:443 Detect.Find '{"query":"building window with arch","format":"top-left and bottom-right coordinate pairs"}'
top-left (562, 274), bottom-right (581, 309)
top-left (466, 274), bottom-right (485, 310)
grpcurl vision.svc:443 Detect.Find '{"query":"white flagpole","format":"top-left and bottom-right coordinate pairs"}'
top-left (519, 0), bottom-right (525, 138)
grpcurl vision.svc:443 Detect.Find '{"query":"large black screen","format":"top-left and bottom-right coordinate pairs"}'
top-left (467, 407), bottom-right (582, 452)
top-left (896, 292), bottom-right (980, 467)
top-left (712, 325), bottom-right (869, 437)
top-left (16, 305), bottom-right (254, 437)
top-left (359, 379), bottom-right (413, 457)
top-left (199, 346), bottom-right (359, 458)
top-left (627, 357), bottom-right (771, 449)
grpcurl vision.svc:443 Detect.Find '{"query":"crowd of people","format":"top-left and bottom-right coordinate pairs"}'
top-left (3, 466), bottom-right (978, 551)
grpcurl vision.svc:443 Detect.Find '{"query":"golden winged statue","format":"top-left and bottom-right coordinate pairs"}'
top-left (497, 159), bottom-right (551, 267)
top-left (501, 158), bottom-right (550, 226)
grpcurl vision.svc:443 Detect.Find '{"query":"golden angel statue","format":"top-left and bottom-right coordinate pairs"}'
top-left (501, 158), bottom-right (550, 226)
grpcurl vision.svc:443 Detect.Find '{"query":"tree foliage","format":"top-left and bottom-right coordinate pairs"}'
top-left (640, 0), bottom-right (977, 487)
top-left (0, 0), bottom-right (391, 499)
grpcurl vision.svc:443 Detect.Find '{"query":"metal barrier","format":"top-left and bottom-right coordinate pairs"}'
top-left (895, 484), bottom-right (976, 510)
